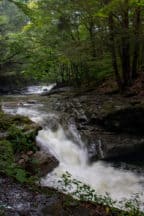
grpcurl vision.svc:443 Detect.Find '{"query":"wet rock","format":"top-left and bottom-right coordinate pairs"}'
top-left (18, 159), bottom-right (25, 165)
top-left (21, 154), bottom-right (29, 161)
top-left (60, 95), bottom-right (144, 162)
top-left (100, 107), bottom-right (144, 135)
top-left (34, 151), bottom-right (59, 176)
top-left (1, 175), bottom-right (103, 216)
top-left (27, 151), bottom-right (33, 156)
top-left (0, 176), bottom-right (62, 216)
top-left (40, 200), bottom-right (63, 216)
top-left (27, 100), bottom-right (37, 104)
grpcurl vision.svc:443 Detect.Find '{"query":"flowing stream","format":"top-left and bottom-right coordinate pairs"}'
top-left (24, 83), bottom-right (56, 95)
top-left (2, 85), bottom-right (144, 209)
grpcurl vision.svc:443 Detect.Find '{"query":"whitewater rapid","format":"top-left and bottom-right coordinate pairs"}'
top-left (2, 89), bottom-right (144, 209)
top-left (24, 83), bottom-right (56, 95)
top-left (37, 127), bottom-right (144, 202)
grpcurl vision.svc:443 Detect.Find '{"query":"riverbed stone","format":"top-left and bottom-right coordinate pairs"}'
top-left (33, 151), bottom-right (59, 176)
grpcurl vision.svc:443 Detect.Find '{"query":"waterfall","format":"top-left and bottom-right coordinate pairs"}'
top-left (38, 126), bottom-right (144, 205)
top-left (2, 93), bottom-right (144, 209)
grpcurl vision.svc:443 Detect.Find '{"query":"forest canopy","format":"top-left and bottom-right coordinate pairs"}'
top-left (0, 0), bottom-right (144, 90)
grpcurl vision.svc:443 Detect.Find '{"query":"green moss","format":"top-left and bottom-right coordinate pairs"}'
top-left (0, 111), bottom-right (40, 183)
top-left (11, 115), bottom-right (31, 125)
top-left (0, 140), bottom-right (14, 172)
top-left (0, 112), bottom-right (33, 132)
top-left (0, 112), bottom-right (13, 131)
top-left (0, 207), bottom-right (5, 216)
top-left (7, 125), bottom-right (38, 153)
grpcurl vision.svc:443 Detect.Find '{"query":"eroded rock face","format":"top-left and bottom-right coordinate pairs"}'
top-left (54, 91), bottom-right (144, 162)
top-left (82, 106), bottom-right (144, 161)
top-left (100, 107), bottom-right (144, 136)
top-left (2, 88), bottom-right (144, 165)
top-left (0, 175), bottom-right (111, 216)
top-left (76, 107), bottom-right (144, 161)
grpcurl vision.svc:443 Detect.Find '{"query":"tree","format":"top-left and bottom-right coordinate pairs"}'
top-left (100, 0), bottom-right (144, 90)
top-left (1, 0), bottom-right (144, 90)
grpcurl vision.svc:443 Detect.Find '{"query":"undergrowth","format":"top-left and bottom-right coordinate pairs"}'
top-left (0, 111), bottom-right (39, 183)
top-left (59, 171), bottom-right (144, 216)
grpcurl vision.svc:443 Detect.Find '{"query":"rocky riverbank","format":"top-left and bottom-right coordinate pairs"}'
top-left (1, 84), bottom-right (144, 215)
top-left (39, 85), bottom-right (144, 167)
top-left (0, 102), bottom-right (116, 216)
top-left (1, 174), bottom-right (122, 216)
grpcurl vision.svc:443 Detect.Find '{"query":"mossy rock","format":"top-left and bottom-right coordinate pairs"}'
top-left (7, 125), bottom-right (38, 153)
top-left (0, 112), bottom-right (34, 132)
top-left (0, 110), bottom-right (40, 153)
top-left (11, 115), bottom-right (31, 125)
top-left (0, 112), bottom-right (13, 131)
top-left (0, 111), bottom-right (41, 182)
top-left (0, 140), bottom-right (14, 172)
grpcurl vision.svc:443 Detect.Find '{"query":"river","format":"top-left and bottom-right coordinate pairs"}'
top-left (1, 85), bottom-right (144, 210)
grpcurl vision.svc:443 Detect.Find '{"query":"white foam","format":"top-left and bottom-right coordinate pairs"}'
top-left (37, 127), bottom-right (144, 205)
top-left (25, 84), bottom-right (56, 95)
top-left (2, 98), bottom-right (144, 209)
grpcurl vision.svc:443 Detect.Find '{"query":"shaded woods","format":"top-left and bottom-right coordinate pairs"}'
top-left (0, 0), bottom-right (144, 91)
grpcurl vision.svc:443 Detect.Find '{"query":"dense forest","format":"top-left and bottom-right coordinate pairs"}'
top-left (0, 0), bottom-right (144, 91)
top-left (1, 1), bottom-right (144, 215)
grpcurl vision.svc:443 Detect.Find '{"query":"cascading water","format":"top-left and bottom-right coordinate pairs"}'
top-left (38, 127), bottom-right (144, 204)
top-left (2, 86), bottom-right (144, 210)
top-left (24, 83), bottom-right (56, 95)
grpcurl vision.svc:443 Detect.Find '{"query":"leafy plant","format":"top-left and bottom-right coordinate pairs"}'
top-left (59, 171), bottom-right (144, 216)
top-left (0, 140), bottom-right (14, 171)
top-left (0, 207), bottom-right (5, 216)
top-left (8, 125), bottom-right (37, 153)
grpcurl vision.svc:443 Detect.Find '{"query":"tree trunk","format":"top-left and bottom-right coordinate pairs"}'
top-left (88, 21), bottom-right (96, 58)
top-left (109, 13), bottom-right (122, 90)
top-left (132, 0), bottom-right (141, 80)
top-left (121, 0), bottom-right (131, 86)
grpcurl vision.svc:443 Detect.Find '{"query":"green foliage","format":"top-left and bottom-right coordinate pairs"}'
top-left (0, 0), bottom-right (144, 87)
top-left (0, 111), bottom-right (37, 153)
top-left (0, 140), bottom-right (14, 172)
top-left (0, 110), bottom-right (40, 184)
top-left (0, 140), bottom-right (27, 182)
top-left (60, 171), bottom-right (115, 206)
top-left (60, 171), bottom-right (144, 216)
top-left (15, 168), bottom-right (27, 183)
top-left (0, 207), bottom-right (5, 216)
top-left (0, 137), bottom-right (36, 183)
top-left (0, 112), bottom-right (13, 131)
top-left (7, 125), bottom-right (37, 153)
top-left (6, 164), bottom-right (28, 183)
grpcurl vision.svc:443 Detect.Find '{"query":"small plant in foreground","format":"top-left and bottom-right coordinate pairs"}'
top-left (59, 171), bottom-right (144, 216)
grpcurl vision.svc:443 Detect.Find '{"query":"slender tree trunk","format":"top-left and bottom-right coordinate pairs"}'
top-left (109, 13), bottom-right (122, 90)
top-left (60, 64), bottom-right (65, 83)
top-left (132, 0), bottom-right (141, 79)
top-left (121, 0), bottom-right (131, 86)
top-left (139, 42), bottom-right (144, 69)
top-left (88, 21), bottom-right (96, 58)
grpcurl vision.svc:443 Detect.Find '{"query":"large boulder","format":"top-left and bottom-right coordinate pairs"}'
top-left (33, 151), bottom-right (59, 177)
top-left (77, 106), bottom-right (144, 162)
top-left (60, 95), bottom-right (144, 162)
top-left (100, 107), bottom-right (144, 136)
